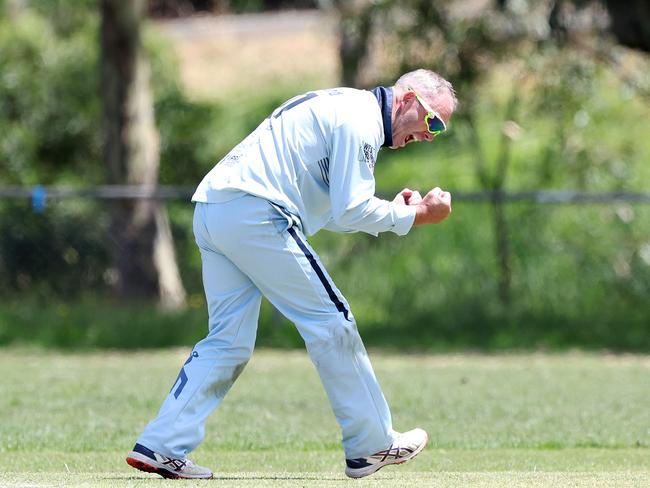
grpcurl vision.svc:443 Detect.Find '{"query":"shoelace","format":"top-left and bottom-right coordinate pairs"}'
top-left (162, 457), bottom-right (187, 471)
top-left (371, 446), bottom-right (414, 462)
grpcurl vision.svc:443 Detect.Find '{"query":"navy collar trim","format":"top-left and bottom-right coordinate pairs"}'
top-left (371, 86), bottom-right (393, 148)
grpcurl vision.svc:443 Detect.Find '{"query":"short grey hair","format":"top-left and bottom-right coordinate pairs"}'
top-left (395, 69), bottom-right (458, 110)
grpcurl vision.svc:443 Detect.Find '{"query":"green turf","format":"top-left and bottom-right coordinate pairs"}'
top-left (1, 348), bottom-right (649, 487)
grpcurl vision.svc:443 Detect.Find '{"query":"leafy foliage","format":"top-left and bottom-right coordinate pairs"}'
top-left (0, 4), bottom-right (229, 297)
top-left (0, 1), bottom-right (649, 350)
top-left (0, 10), bottom-right (101, 185)
top-left (0, 203), bottom-right (110, 298)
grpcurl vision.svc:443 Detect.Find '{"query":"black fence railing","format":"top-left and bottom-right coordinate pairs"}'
top-left (1, 186), bottom-right (650, 213)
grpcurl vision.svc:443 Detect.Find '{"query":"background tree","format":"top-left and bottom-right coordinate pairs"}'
top-left (100, 0), bottom-right (186, 309)
top-left (1, 0), bottom-right (648, 350)
top-left (330, 0), bottom-right (648, 307)
top-left (330, 0), bottom-right (381, 88)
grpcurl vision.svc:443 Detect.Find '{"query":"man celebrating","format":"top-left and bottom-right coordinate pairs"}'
top-left (127, 68), bottom-right (457, 479)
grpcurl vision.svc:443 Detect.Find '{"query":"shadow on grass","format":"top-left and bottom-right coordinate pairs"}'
top-left (108, 474), bottom-right (346, 481)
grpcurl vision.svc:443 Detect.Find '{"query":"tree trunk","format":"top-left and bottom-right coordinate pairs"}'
top-left (492, 192), bottom-right (511, 306)
top-left (333, 0), bottom-right (375, 87)
top-left (489, 96), bottom-right (520, 307)
top-left (100, 0), bottom-right (186, 309)
top-left (465, 99), bottom-right (515, 307)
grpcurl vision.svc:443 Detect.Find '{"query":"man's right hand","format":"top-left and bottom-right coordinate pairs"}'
top-left (413, 187), bottom-right (452, 225)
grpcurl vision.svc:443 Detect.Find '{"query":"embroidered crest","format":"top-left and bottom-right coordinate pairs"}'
top-left (358, 142), bottom-right (376, 171)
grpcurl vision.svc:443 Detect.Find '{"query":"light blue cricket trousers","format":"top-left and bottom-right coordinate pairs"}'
top-left (137, 194), bottom-right (396, 459)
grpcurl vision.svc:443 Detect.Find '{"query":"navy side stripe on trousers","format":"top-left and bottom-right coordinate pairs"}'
top-left (287, 226), bottom-right (351, 322)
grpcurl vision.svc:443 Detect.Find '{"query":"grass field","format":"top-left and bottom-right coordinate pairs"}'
top-left (1, 347), bottom-right (649, 487)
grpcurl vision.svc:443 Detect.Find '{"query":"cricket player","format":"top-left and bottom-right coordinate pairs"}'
top-left (126, 68), bottom-right (457, 479)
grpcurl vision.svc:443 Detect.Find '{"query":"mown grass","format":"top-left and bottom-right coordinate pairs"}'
top-left (1, 348), bottom-right (649, 487)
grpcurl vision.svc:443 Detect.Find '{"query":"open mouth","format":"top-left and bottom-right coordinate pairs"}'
top-left (404, 135), bottom-right (414, 145)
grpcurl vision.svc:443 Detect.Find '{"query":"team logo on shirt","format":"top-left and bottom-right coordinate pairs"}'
top-left (358, 142), bottom-right (376, 172)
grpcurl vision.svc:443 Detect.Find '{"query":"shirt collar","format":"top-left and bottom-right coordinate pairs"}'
top-left (371, 86), bottom-right (393, 148)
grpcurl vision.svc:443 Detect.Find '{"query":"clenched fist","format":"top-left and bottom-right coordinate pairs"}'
top-left (413, 187), bottom-right (452, 225)
top-left (392, 188), bottom-right (423, 206)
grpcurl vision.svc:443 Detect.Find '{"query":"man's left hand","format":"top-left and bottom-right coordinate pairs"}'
top-left (393, 188), bottom-right (423, 206)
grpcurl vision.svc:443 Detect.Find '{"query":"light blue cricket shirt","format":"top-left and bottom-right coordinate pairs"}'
top-left (192, 87), bottom-right (416, 237)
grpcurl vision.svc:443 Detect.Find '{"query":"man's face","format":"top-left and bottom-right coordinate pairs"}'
top-left (390, 91), bottom-right (454, 149)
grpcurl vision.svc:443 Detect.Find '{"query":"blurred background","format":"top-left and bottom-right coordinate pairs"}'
top-left (0, 0), bottom-right (648, 352)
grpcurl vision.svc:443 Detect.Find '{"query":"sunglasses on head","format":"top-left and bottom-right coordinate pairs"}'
top-left (409, 88), bottom-right (447, 137)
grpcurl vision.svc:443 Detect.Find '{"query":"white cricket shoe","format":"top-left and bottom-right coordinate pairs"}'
top-left (126, 443), bottom-right (213, 479)
top-left (345, 428), bottom-right (428, 479)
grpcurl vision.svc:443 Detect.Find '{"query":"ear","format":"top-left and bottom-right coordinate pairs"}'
top-left (396, 90), bottom-right (416, 115)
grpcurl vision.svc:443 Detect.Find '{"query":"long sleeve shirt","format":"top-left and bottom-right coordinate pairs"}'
top-left (191, 86), bottom-right (416, 237)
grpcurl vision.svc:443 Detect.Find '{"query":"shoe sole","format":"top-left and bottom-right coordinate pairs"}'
top-left (345, 432), bottom-right (429, 479)
top-left (126, 451), bottom-right (213, 479)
